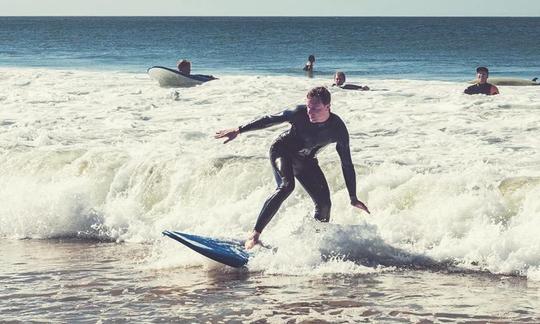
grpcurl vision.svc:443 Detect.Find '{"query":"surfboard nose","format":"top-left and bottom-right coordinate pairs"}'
top-left (163, 230), bottom-right (249, 268)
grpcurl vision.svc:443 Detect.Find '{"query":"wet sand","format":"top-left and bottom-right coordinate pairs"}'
top-left (1, 239), bottom-right (539, 322)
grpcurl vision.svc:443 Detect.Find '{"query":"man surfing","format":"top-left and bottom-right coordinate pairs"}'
top-left (215, 87), bottom-right (370, 249)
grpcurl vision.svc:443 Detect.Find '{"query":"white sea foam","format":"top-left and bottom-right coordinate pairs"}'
top-left (1, 67), bottom-right (539, 278)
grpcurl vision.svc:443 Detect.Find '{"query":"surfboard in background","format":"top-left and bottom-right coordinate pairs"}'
top-left (163, 230), bottom-right (250, 268)
top-left (468, 77), bottom-right (539, 86)
top-left (498, 176), bottom-right (540, 197)
top-left (147, 66), bottom-right (216, 88)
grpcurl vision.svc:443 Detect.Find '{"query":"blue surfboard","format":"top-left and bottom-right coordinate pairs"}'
top-left (163, 230), bottom-right (249, 268)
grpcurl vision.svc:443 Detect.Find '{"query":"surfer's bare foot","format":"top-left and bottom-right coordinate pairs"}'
top-left (244, 231), bottom-right (261, 250)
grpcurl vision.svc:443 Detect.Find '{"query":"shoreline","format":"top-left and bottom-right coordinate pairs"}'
top-left (2, 66), bottom-right (537, 83)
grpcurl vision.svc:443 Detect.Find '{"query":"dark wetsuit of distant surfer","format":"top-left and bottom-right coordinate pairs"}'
top-left (215, 87), bottom-right (370, 249)
top-left (303, 55), bottom-right (315, 72)
top-left (464, 83), bottom-right (495, 95)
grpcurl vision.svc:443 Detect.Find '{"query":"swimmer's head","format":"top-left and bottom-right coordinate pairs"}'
top-left (476, 66), bottom-right (489, 84)
top-left (334, 71), bottom-right (346, 86)
top-left (177, 59), bottom-right (191, 75)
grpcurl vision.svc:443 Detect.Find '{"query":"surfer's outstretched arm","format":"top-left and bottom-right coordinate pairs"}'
top-left (335, 120), bottom-right (370, 214)
top-left (237, 107), bottom-right (298, 133)
top-left (215, 106), bottom-right (300, 144)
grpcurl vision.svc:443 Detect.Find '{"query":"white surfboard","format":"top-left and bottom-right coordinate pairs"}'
top-left (147, 66), bottom-right (215, 88)
top-left (468, 77), bottom-right (539, 86)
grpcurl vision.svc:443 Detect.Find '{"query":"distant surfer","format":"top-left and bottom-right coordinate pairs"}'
top-left (177, 59), bottom-right (192, 75)
top-left (464, 66), bottom-right (499, 95)
top-left (303, 55), bottom-right (315, 72)
top-left (332, 71), bottom-right (369, 91)
top-left (176, 59), bottom-right (217, 81)
top-left (215, 87), bottom-right (370, 249)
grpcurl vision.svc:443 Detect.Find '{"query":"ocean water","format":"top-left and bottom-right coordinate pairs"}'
top-left (1, 17), bottom-right (539, 79)
top-left (1, 17), bottom-right (540, 322)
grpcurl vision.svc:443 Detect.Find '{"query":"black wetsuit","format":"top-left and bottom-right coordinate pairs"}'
top-left (238, 105), bottom-right (358, 233)
top-left (186, 74), bottom-right (217, 82)
top-left (332, 83), bottom-right (368, 91)
top-left (464, 83), bottom-right (494, 95)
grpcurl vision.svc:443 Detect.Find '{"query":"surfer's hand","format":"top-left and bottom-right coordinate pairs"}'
top-left (244, 230), bottom-right (260, 250)
top-left (214, 128), bottom-right (240, 144)
top-left (351, 198), bottom-right (370, 214)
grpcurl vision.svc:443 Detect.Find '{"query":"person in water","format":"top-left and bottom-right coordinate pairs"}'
top-left (464, 67), bottom-right (499, 95)
top-left (332, 71), bottom-right (369, 91)
top-left (303, 55), bottom-right (315, 72)
top-left (215, 86), bottom-right (370, 249)
top-left (177, 59), bottom-right (192, 75)
top-left (176, 59), bottom-right (217, 81)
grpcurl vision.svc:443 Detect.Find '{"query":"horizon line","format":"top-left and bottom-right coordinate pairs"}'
top-left (0, 15), bottom-right (540, 18)
top-left (1, 15), bottom-right (540, 18)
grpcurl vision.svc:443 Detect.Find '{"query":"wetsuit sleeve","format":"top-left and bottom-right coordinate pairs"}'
top-left (238, 106), bottom-right (298, 133)
top-left (335, 122), bottom-right (358, 202)
top-left (190, 74), bottom-right (216, 81)
top-left (341, 84), bottom-right (363, 90)
top-left (464, 85), bottom-right (475, 94)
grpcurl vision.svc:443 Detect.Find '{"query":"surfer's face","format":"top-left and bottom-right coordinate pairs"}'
top-left (306, 97), bottom-right (330, 123)
top-left (334, 73), bottom-right (345, 86)
top-left (476, 71), bottom-right (488, 84)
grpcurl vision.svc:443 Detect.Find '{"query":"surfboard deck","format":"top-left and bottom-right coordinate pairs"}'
top-left (468, 78), bottom-right (539, 86)
top-left (148, 66), bottom-right (214, 88)
top-left (163, 230), bottom-right (250, 268)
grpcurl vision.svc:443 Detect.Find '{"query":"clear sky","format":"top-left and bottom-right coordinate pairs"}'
top-left (1, 0), bottom-right (540, 16)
